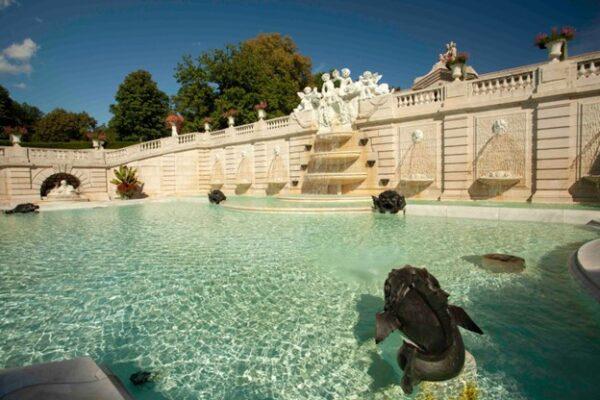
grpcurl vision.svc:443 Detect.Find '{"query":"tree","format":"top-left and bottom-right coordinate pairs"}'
top-left (172, 55), bottom-right (215, 132)
top-left (109, 70), bottom-right (170, 141)
top-left (0, 84), bottom-right (43, 140)
top-left (173, 33), bottom-right (314, 129)
top-left (34, 108), bottom-right (96, 142)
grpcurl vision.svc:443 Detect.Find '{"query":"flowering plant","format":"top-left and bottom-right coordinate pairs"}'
top-left (3, 126), bottom-right (27, 136)
top-left (110, 165), bottom-right (142, 199)
top-left (254, 101), bottom-right (268, 111)
top-left (203, 117), bottom-right (213, 123)
top-left (86, 131), bottom-right (107, 141)
top-left (535, 26), bottom-right (575, 49)
top-left (223, 108), bottom-right (238, 118)
top-left (165, 113), bottom-right (184, 129)
top-left (446, 52), bottom-right (469, 68)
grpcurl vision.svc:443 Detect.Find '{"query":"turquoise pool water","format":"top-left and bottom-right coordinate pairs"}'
top-left (1, 201), bottom-right (599, 399)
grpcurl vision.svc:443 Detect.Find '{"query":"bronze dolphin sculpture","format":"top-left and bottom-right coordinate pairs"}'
top-left (375, 265), bottom-right (483, 394)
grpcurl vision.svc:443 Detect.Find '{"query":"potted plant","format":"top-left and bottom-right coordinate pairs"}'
top-left (254, 101), bottom-right (268, 120)
top-left (223, 109), bottom-right (238, 127)
top-left (203, 117), bottom-right (213, 132)
top-left (4, 126), bottom-right (26, 146)
top-left (86, 131), bottom-right (107, 149)
top-left (535, 26), bottom-right (575, 63)
top-left (165, 114), bottom-right (184, 137)
top-left (110, 165), bottom-right (142, 199)
top-left (446, 52), bottom-right (469, 81)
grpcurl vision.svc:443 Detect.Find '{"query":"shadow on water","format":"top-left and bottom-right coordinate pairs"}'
top-left (354, 294), bottom-right (399, 392)
top-left (354, 294), bottom-right (383, 344)
top-left (465, 240), bottom-right (600, 400)
top-left (105, 360), bottom-right (170, 400)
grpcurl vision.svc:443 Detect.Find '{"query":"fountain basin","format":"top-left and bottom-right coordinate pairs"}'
top-left (304, 172), bottom-right (367, 184)
top-left (314, 132), bottom-right (354, 142)
top-left (311, 150), bottom-right (361, 162)
top-left (399, 177), bottom-right (434, 185)
top-left (478, 176), bottom-right (521, 186)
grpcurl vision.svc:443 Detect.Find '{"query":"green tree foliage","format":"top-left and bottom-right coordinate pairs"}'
top-left (109, 70), bottom-right (170, 141)
top-left (0, 84), bottom-right (43, 140)
top-left (34, 108), bottom-right (96, 142)
top-left (173, 33), bottom-right (314, 129)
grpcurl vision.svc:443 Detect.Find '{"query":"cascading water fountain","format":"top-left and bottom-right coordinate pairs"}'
top-left (475, 119), bottom-right (524, 198)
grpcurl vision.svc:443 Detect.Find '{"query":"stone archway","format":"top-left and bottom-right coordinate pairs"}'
top-left (40, 173), bottom-right (81, 197)
top-left (32, 166), bottom-right (90, 198)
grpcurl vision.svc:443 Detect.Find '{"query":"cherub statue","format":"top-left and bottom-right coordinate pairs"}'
top-left (294, 86), bottom-right (321, 112)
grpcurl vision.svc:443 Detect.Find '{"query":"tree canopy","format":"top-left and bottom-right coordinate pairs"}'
top-left (34, 108), bottom-right (96, 142)
top-left (0, 84), bottom-right (43, 140)
top-left (173, 33), bottom-right (314, 130)
top-left (109, 70), bottom-right (170, 141)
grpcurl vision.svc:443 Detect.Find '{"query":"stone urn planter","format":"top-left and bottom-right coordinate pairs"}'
top-left (204, 122), bottom-right (211, 132)
top-left (170, 123), bottom-right (178, 137)
top-left (547, 39), bottom-right (564, 63)
top-left (227, 116), bottom-right (235, 127)
top-left (257, 109), bottom-right (266, 120)
top-left (451, 63), bottom-right (464, 81)
top-left (10, 133), bottom-right (22, 146)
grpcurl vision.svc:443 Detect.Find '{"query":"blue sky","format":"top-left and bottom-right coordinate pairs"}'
top-left (1, 0), bottom-right (599, 124)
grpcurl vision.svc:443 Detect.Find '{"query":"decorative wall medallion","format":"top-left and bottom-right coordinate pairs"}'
top-left (492, 119), bottom-right (508, 135)
top-left (412, 129), bottom-right (424, 143)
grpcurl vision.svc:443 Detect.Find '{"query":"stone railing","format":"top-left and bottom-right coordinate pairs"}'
top-left (577, 58), bottom-right (600, 79)
top-left (178, 132), bottom-right (199, 144)
top-left (470, 70), bottom-right (535, 98)
top-left (266, 116), bottom-right (291, 131)
top-left (235, 123), bottom-right (255, 135)
top-left (396, 87), bottom-right (445, 108)
top-left (139, 138), bottom-right (162, 152)
top-left (28, 148), bottom-right (91, 161)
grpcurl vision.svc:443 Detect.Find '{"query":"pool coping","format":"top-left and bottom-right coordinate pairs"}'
top-left (569, 239), bottom-right (600, 302)
top-left (2, 196), bottom-right (599, 225)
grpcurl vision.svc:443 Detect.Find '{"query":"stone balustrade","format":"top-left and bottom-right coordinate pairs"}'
top-left (2, 51), bottom-right (600, 204)
top-left (470, 70), bottom-right (535, 97)
top-left (235, 123), bottom-right (255, 135)
top-left (396, 87), bottom-right (445, 108)
top-left (577, 58), bottom-right (600, 79)
top-left (267, 116), bottom-right (291, 131)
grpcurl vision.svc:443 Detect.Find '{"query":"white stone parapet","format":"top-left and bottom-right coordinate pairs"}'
top-left (2, 51), bottom-right (600, 204)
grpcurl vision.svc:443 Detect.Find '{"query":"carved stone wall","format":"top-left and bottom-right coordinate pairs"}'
top-left (398, 123), bottom-right (437, 181)
top-left (474, 112), bottom-right (527, 184)
top-left (579, 102), bottom-right (600, 176)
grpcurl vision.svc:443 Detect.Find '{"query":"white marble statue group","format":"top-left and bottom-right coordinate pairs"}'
top-left (46, 180), bottom-right (79, 200)
top-left (293, 68), bottom-right (391, 133)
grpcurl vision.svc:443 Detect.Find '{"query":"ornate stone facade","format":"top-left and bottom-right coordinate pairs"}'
top-left (1, 52), bottom-right (600, 205)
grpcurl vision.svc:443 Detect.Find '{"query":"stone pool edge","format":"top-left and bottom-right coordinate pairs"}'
top-left (569, 239), bottom-right (600, 302)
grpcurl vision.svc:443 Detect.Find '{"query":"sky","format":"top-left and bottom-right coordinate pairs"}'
top-left (0, 0), bottom-right (599, 124)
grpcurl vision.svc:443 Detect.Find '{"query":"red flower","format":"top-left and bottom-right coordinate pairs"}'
top-left (254, 101), bottom-right (268, 111)
top-left (223, 108), bottom-right (238, 118)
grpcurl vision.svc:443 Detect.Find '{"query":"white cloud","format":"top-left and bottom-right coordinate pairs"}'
top-left (13, 82), bottom-right (26, 89)
top-left (0, 38), bottom-right (38, 75)
top-left (0, 0), bottom-right (17, 11)
top-left (35, 17), bottom-right (43, 23)
top-left (3, 38), bottom-right (39, 61)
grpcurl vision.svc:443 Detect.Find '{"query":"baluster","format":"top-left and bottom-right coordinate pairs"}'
top-left (525, 74), bottom-right (532, 87)
top-left (502, 78), bottom-right (508, 91)
top-left (578, 63), bottom-right (586, 77)
top-left (590, 62), bottom-right (598, 75)
top-left (517, 75), bottom-right (524, 88)
top-left (509, 76), bottom-right (516, 91)
top-left (472, 83), bottom-right (479, 95)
